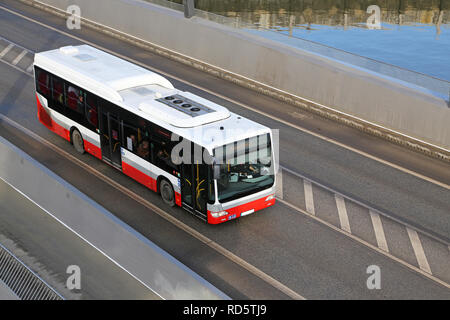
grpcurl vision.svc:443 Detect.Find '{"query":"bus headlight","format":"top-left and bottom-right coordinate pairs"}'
top-left (265, 195), bottom-right (275, 201)
top-left (211, 211), bottom-right (228, 218)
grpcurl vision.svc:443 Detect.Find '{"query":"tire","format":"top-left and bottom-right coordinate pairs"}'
top-left (71, 129), bottom-right (85, 154)
top-left (160, 179), bottom-right (175, 207)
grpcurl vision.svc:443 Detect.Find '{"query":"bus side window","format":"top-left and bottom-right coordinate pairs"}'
top-left (36, 68), bottom-right (50, 96)
top-left (85, 94), bottom-right (98, 130)
top-left (65, 84), bottom-right (84, 115)
top-left (51, 77), bottom-right (64, 105)
top-left (123, 123), bottom-right (139, 154)
top-left (154, 140), bottom-right (179, 173)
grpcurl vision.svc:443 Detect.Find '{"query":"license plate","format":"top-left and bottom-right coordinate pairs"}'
top-left (228, 214), bottom-right (236, 220)
top-left (241, 209), bottom-right (255, 217)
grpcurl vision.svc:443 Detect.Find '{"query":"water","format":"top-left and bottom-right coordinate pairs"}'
top-left (245, 13), bottom-right (450, 82)
top-left (148, 0), bottom-right (450, 96)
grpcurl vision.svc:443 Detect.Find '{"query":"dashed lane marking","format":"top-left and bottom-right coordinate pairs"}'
top-left (370, 211), bottom-right (389, 253)
top-left (0, 36), bottom-right (34, 74)
top-left (0, 43), bottom-right (13, 59)
top-left (335, 194), bottom-right (351, 234)
top-left (407, 228), bottom-right (432, 274)
top-left (26, 62), bottom-right (34, 73)
top-left (275, 169), bottom-right (283, 200)
top-left (11, 49), bottom-right (27, 65)
top-left (278, 198), bottom-right (450, 289)
top-left (303, 180), bottom-right (315, 215)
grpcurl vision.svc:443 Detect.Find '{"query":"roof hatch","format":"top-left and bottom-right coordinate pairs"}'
top-left (156, 94), bottom-right (215, 118)
top-left (138, 92), bottom-right (230, 128)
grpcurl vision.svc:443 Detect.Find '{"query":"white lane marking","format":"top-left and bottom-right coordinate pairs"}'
top-left (278, 198), bottom-right (450, 289)
top-left (407, 228), bottom-right (432, 274)
top-left (303, 180), bottom-right (315, 215)
top-left (11, 49), bottom-right (27, 65)
top-left (283, 165), bottom-right (449, 246)
top-left (275, 169), bottom-right (283, 200)
top-left (26, 62), bottom-right (34, 73)
top-left (369, 210), bottom-right (389, 252)
top-left (0, 52), bottom-right (31, 75)
top-left (0, 43), bottom-right (13, 58)
top-left (0, 113), bottom-right (305, 300)
top-left (0, 3), bottom-right (447, 192)
top-left (335, 194), bottom-right (351, 233)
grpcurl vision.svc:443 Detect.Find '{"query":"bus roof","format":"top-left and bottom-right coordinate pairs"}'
top-left (34, 45), bottom-right (271, 151)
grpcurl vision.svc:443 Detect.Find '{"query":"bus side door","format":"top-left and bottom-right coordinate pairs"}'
top-left (99, 102), bottom-right (122, 168)
top-left (180, 145), bottom-right (208, 221)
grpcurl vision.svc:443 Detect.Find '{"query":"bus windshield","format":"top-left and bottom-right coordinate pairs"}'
top-left (214, 134), bottom-right (274, 203)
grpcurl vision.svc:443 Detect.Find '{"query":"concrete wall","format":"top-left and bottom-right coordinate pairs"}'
top-left (0, 136), bottom-right (228, 300)
top-left (25, 0), bottom-right (450, 152)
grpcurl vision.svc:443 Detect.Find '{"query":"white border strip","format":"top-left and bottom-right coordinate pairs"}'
top-left (0, 43), bottom-right (13, 58)
top-left (11, 49), bottom-right (27, 65)
top-left (370, 211), bottom-right (389, 253)
top-left (303, 180), bottom-right (315, 215)
top-left (407, 227), bottom-right (432, 274)
top-left (278, 198), bottom-right (450, 289)
top-left (335, 194), bottom-right (351, 234)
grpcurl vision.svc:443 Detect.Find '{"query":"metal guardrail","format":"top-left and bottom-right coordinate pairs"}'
top-left (0, 243), bottom-right (64, 300)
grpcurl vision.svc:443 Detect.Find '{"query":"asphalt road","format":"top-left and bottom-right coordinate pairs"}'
top-left (3, 0), bottom-right (449, 242)
top-left (0, 0), bottom-right (449, 299)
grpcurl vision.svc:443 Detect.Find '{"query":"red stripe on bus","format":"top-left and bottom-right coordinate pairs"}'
top-left (122, 161), bottom-right (182, 207)
top-left (207, 195), bottom-right (275, 224)
top-left (84, 140), bottom-right (102, 160)
top-left (122, 161), bottom-right (157, 192)
top-left (36, 94), bottom-right (70, 141)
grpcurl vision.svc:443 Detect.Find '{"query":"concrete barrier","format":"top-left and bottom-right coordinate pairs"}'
top-left (18, 0), bottom-right (450, 159)
top-left (0, 136), bottom-right (229, 300)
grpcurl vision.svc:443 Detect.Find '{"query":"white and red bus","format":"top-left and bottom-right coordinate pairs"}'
top-left (33, 45), bottom-right (276, 224)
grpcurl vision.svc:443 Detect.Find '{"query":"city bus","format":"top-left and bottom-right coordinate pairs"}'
top-left (33, 45), bottom-right (276, 224)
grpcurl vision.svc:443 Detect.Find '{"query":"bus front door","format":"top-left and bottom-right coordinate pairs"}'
top-left (100, 112), bottom-right (122, 168)
top-left (181, 162), bottom-right (208, 221)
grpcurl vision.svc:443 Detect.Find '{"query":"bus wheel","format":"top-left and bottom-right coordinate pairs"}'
top-left (160, 179), bottom-right (175, 207)
top-left (71, 129), bottom-right (85, 154)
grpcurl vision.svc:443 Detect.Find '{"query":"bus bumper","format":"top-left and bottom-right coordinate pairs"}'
top-left (207, 193), bottom-right (276, 224)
